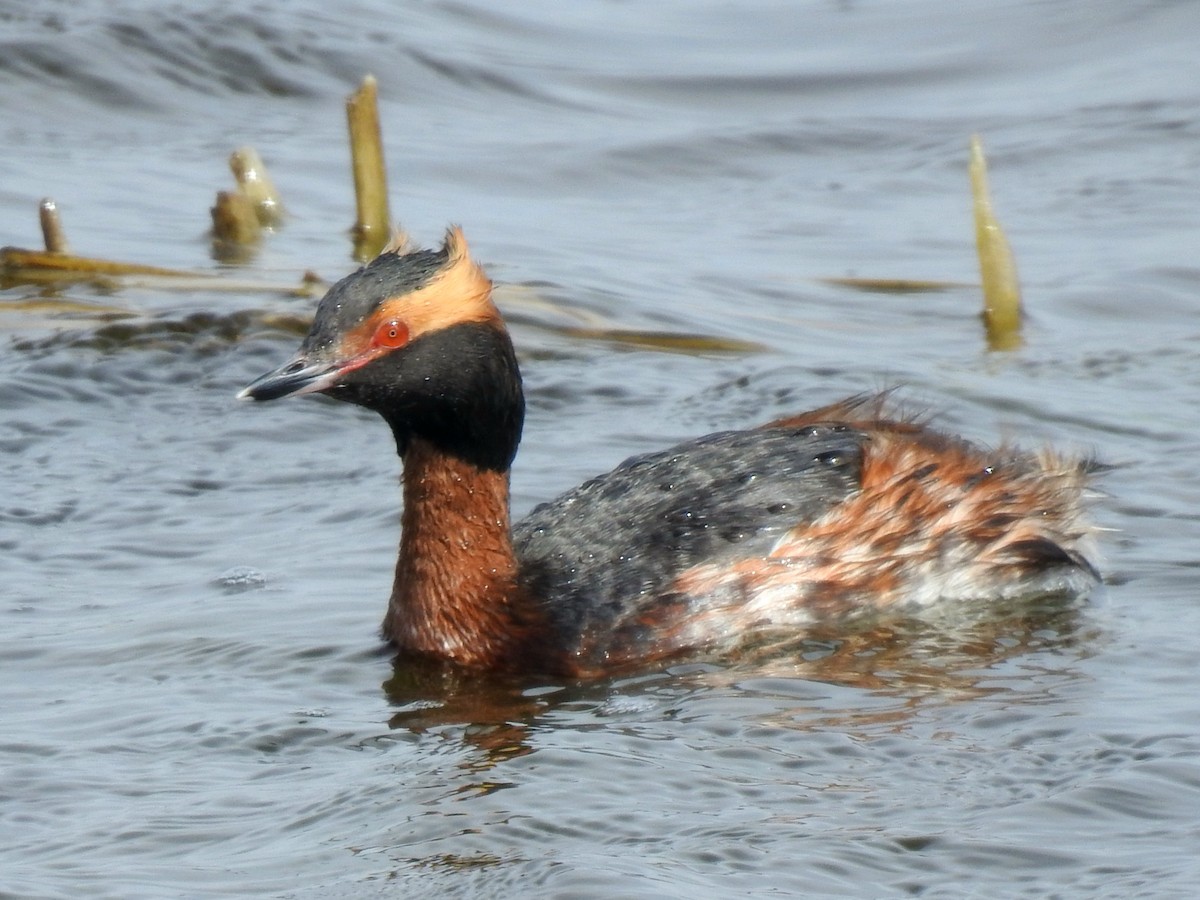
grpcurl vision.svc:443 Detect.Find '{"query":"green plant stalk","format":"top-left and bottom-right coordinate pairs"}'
top-left (969, 135), bottom-right (1023, 349)
top-left (346, 75), bottom-right (391, 261)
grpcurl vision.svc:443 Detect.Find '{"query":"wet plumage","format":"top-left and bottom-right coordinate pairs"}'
top-left (239, 228), bottom-right (1098, 676)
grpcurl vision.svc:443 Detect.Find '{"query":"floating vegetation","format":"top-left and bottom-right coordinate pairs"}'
top-left (0, 295), bottom-right (137, 337)
top-left (820, 137), bottom-right (1026, 351)
top-left (4, 242), bottom-right (322, 297)
top-left (820, 276), bottom-right (972, 294)
top-left (549, 326), bottom-right (763, 354)
top-left (4, 76), bottom-right (1032, 358)
top-left (3, 191), bottom-right (211, 291)
top-left (346, 74), bottom-right (392, 262)
top-left (0, 246), bottom-right (199, 287)
top-left (969, 134), bottom-right (1024, 350)
top-left (409, 852), bottom-right (519, 873)
top-left (2, 196), bottom-right (200, 289)
top-left (3, 192), bottom-right (324, 296)
top-left (495, 284), bottom-right (763, 354)
top-left (12, 309), bottom-right (311, 353)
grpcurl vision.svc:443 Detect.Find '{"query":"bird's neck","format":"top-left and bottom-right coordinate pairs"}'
top-left (383, 437), bottom-right (543, 669)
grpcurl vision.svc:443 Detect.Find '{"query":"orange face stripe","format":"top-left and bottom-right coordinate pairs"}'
top-left (336, 228), bottom-right (500, 362)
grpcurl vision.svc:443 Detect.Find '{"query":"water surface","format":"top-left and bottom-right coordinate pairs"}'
top-left (4, 1), bottom-right (1200, 897)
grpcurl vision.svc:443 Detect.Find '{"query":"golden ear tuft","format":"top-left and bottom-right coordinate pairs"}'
top-left (442, 225), bottom-right (472, 264)
top-left (380, 226), bottom-right (413, 256)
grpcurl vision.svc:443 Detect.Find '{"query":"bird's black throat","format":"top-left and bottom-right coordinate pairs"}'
top-left (332, 321), bottom-right (525, 474)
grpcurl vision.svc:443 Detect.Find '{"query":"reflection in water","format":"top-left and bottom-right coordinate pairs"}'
top-left (383, 659), bottom-right (565, 770)
top-left (4, 0), bottom-right (1196, 892)
top-left (737, 595), bottom-right (1093, 692)
top-left (722, 598), bottom-right (1098, 735)
top-left (369, 599), bottom-right (1105, 894)
top-left (381, 596), bottom-right (1096, 768)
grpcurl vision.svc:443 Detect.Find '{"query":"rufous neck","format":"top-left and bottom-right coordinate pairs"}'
top-left (383, 437), bottom-right (536, 668)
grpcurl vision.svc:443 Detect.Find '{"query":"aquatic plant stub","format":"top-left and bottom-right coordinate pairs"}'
top-left (346, 74), bottom-right (392, 262)
top-left (229, 147), bottom-right (284, 227)
top-left (969, 134), bottom-right (1023, 349)
top-left (39, 198), bottom-right (70, 254)
top-left (211, 191), bottom-right (262, 247)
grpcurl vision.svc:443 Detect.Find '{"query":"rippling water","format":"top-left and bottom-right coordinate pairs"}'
top-left (4, 1), bottom-right (1200, 897)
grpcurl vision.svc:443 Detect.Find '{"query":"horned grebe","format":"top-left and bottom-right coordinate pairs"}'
top-left (238, 228), bottom-right (1098, 675)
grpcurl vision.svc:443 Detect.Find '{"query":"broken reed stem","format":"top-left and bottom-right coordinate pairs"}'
top-left (0, 246), bottom-right (197, 280)
top-left (39, 198), bottom-right (70, 254)
top-left (346, 74), bottom-right (391, 261)
top-left (210, 190), bottom-right (263, 261)
top-left (229, 147), bottom-right (283, 226)
top-left (969, 134), bottom-right (1023, 350)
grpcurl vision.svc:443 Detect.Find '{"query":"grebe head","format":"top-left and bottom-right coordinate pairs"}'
top-left (238, 227), bottom-right (524, 471)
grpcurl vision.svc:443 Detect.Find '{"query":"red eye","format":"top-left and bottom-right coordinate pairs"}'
top-left (373, 319), bottom-right (409, 349)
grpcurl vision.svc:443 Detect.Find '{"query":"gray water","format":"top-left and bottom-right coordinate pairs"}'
top-left (4, 1), bottom-right (1200, 896)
